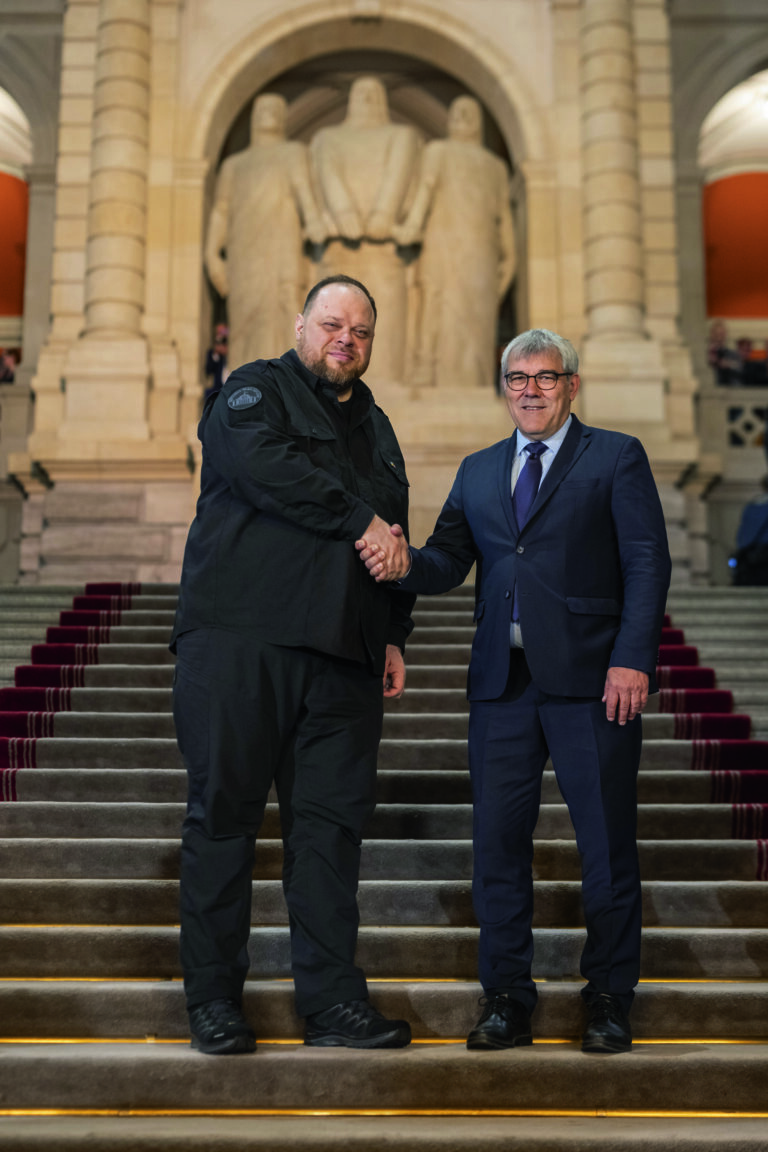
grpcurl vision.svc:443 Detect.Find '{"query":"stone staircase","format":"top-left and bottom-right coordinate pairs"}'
top-left (0, 583), bottom-right (767, 1149)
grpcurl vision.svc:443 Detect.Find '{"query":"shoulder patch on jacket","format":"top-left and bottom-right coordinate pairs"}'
top-left (227, 386), bottom-right (263, 410)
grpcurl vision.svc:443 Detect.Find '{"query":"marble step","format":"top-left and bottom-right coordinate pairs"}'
top-left (5, 734), bottom-right (759, 771)
top-left (41, 627), bottom-right (173, 644)
top-left (2, 1115), bottom-right (767, 1152)
top-left (0, 684), bottom-right (757, 724)
top-left (0, 584), bottom-right (173, 598)
top-left (0, 693), bottom-right (763, 729)
top-left (7, 705), bottom-right (768, 751)
top-left (0, 610), bottom-right (175, 627)
top-left (0, 837), bottom-right (762, 881)
top-left (1, 878), bottom-right (765, 928)
top-left (2, 978), bottom-right (767, 1041)
top-left (1, 924), bottom-right (767, 981)
top-left (1, 665), bottom-right (175, 688)
top-left (0, 688), bottom-right (173, 713)
top-left (1, 1041), bottom-right (768, 1114)
top-left (17, 643), bottom-right (176, 665)
top-left (0, 801), bottom-right (759, 842)
top-left (9, 767), bottom-right (715, 805)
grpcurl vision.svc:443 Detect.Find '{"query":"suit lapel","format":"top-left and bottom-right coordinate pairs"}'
top-left (526, 416), bottom-right (592, 525)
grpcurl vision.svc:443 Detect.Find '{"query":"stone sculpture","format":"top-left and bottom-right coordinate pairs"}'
top-left (205, 93), bottom-right (326, 370)
top-left (311, 77), bottom-right (420, 385)
top-left (394, 96), bottom-right (516, 388)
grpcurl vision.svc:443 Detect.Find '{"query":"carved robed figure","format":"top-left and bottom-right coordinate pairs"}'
top-left (311, 77), bottom-right (420, 386)
top-left (205, 93), bottom-right (325, 370)
top-left (395, 96), bottom-right (516, 389)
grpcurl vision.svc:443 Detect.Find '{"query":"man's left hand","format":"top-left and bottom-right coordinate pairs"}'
top-left (603, 666), bottom-right (649, 725)
top-left (383, 644), bottom-right (406, 699)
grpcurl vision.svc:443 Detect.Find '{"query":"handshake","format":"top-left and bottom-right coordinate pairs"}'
top-left (356, 515), bottom-right (411, 582)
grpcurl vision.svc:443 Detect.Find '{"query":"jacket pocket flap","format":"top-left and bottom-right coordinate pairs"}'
top-left (378, 448), bottom-right (409, 485)
top-left (289, 419), bottom-right (336, 441)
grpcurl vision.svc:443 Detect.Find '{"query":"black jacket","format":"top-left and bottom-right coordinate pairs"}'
top-left (172, 350), bottom-right (414, 673)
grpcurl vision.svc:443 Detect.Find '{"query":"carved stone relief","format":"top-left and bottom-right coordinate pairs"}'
top-left (205, 79), bottom-right (516, 389)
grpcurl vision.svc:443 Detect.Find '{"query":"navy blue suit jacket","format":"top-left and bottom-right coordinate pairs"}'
top-left (401, 415), bottom-right (671, 701)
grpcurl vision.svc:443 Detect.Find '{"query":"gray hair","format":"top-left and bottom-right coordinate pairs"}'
top-left (501, 328), bottom-right (579, 375)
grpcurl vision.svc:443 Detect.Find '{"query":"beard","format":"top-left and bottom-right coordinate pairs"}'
top-left (297, 344), bottom-right (369, 393)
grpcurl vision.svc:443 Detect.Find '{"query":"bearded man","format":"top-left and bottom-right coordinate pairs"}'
top-left (171, 276), bottom-right (414, 1054)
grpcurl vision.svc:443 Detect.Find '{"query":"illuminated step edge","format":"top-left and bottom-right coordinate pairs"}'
top-left (0, 980), bottom-right (766, 1041)
top-left (1, 1043), bottom-right (768, 1114)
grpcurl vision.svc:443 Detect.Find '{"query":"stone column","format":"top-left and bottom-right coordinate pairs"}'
top-left (578, 0), bottom-right (666, 431)
top-left (582, 0), bottom-right (644, 339)
top-left (83, 0), bottom-right (149, 338)
top-left (59, 0), bottom-right (151, 443)
top-left (14, 0), bottom-right (189, 587)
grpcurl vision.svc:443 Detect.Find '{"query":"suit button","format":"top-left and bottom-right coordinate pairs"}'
top-left (516, 545), bottom-right (524, 554)
top-left (504, 591), bottom-right (510, 599)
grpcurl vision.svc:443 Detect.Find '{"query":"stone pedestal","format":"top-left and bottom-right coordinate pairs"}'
top-left (579, 337), bottom-right (667, 431)
top-left (17, 478), bottom-right (194, 586)
top-left (56, 337), bottom-right (150, 444)
top-left (380, 384), bottom-right (509, 545)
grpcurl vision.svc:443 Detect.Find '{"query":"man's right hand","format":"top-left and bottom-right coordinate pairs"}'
top-left (356, 518), bottom-right (410, 582)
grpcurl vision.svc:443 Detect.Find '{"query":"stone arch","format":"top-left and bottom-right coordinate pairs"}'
top-left (0, 35), bottom-right (60, 381)
top-left (185, 7), bottom-right (548, 170)
top-left (675, 36), bottom-right (768, 175)
top-left (172, 4), bottom-right (552, 406)
top-left (0, 39), bottom-right (58, 168)
top-left (673, 30), bottom-right (768, 378)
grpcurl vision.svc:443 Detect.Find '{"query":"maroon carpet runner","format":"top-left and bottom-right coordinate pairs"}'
top-left (0, 583), bottom-right (152, 801)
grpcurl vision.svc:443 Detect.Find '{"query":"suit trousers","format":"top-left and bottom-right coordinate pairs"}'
top-left (173, 627), bottom-right (383, 1017)
top-left (468, 650), bottom-right (642, 1015)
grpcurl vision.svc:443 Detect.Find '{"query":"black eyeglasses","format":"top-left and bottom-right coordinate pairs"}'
top-left (503, 371), bottom-right (572, 391)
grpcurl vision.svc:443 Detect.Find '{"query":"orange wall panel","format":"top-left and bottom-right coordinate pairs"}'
top-left (704, 173), bottom-right (768, 318)
top-left (0, 171), bottom-right (28, 319)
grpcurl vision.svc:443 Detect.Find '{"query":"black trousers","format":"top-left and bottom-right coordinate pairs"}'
top-left (173, 627), bottom-right (383, 1017)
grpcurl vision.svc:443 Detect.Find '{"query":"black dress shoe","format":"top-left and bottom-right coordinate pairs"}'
top-left (466, 993), bottom-right (533, 1050)
top-left (304, 998), bottom-right (411, 1048)
top-left (581, 994), bottom-right (632, 1054)
top-left (188, 998), bottom-right (256, 1055)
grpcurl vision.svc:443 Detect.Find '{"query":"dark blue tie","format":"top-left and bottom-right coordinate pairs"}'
top-left (512, 442), bottom-right (546, 621)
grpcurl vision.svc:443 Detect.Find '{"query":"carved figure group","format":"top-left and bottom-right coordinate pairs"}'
top-left (205, 81), bottom-right (516, 389)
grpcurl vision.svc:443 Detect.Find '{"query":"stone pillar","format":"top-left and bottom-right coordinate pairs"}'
top-left (13, 0), bottom-right (190, 585)
top-left (578, 0), bottom-right (666, 431)
top-left (581, 0), bottom-right (644, 341)
top-left (58, 0), bottom-right (151, 443)
top-left (26, 0), bottom-right (98, 450)
top-left (83, 0), bottom-right (149, 338)
top-left (634, 0), bottom-right (700, 450)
